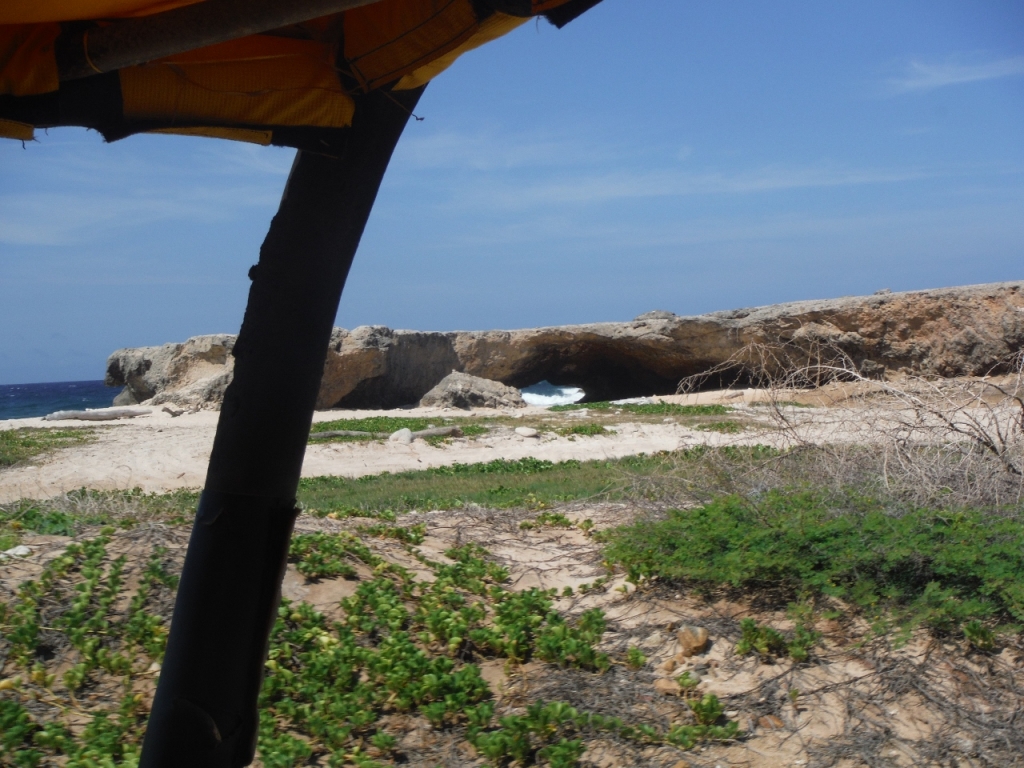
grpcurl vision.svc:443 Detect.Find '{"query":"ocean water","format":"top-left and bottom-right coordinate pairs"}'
top-left (520, 380), bottom-right (585, 407)
top-left (0, 380), bottom-right (116, 421)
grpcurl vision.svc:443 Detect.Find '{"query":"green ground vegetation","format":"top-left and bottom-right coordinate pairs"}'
top-left (0, 488), bottom-right (199, 551)
top-left (306, 403), bottom-right (744, 447)
top-left (601, 490), bottom-right (1024, 635)
top-left (0, 531), bottom-right (738, 767)
top-left (549, 402), bottom-right (731, 416)
top-left (309, 416), bottom-right (488, 444)
top-left (296, 455), bottom-right (675, 519)
top-left (557, 424), bottom-right (607, 437)
top-left (0, 428), bottom-right (95, 468)
top-left (3, 441), bottom-right (1023, 764)
top-left (694, 421), bottom-right (744, 434)
top-left (0, 531), bottom-right (178, 767)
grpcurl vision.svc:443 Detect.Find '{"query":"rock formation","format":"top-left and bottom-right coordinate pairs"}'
top-left (419, 372), bottom-right (526, 410)
top-left (106, 281), bottom-right (1024, 409)
top-left (107, 334), bottom-right (235, 407)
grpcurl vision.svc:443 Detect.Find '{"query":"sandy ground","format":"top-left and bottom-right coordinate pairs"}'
top-left (6, 500), bottom-right (1019, 767)
top-left (0, 395), bottom-right (780, 503)
top-left (3, 380), bottom-right (1022, 766)
top-left (3, 376), bottom-right (1021, 504)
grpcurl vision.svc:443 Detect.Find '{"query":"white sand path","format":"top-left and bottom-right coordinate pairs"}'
top-left (0, 405), bottom-right (760, 502)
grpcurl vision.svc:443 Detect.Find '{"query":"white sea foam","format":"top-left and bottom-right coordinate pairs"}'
top-left (520, 381), bottom-right (585, 407)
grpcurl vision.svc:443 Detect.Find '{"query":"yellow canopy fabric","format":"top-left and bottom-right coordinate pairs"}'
top-left (0, 0), bottom-right (586, 145)
top-left (120, 36), bottom-right (356, 130)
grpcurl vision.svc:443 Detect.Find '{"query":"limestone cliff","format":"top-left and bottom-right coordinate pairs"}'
top-left (106, 281), bottom-right (1024, 409)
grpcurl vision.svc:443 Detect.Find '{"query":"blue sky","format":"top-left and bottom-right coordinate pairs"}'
top-left (1, 0), bottom-right (1022, 384)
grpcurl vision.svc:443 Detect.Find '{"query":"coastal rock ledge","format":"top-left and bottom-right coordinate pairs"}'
top-left (106, 281), bottom-right (1024, 409)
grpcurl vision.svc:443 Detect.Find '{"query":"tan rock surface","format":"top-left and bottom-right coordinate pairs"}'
top-left (676, 625), bottom-right (709, 657)
top-left (106, 281), bottom-right (1024, 409)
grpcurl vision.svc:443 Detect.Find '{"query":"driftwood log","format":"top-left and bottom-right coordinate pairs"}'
top-left (42, 408), bottom-right (149, 421)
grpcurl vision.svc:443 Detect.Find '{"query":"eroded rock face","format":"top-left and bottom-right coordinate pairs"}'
top-left (106, 335), bottom-right (235, 406)
top-left (105, 281), bottom-right (1024, 409)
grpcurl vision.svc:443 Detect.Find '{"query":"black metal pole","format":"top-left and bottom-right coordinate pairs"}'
top-left (139, 85), bottom-right (424, 768)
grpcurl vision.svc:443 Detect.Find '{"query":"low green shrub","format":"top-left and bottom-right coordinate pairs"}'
top-left (735, 618), bottom-right (820, 662)
top-left (288, 531), bottom-right (385, 579)
top-left (603, 490), bottom-right (1024, 631)
top-left (520, 511), bottom-right (574, 530)
top-left (626, 646), bottom-right (646, 669)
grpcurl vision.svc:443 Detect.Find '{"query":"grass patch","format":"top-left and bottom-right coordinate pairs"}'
top-left (310, 416), bottom-right (435, 440)
top-left (0, 488), bottom-right (199, 548)
top-left (602, 490), bottom-right (1024, 632)
top-left (549, 402), bottom-right (731, 416)
top-left (0, 428), bottom-right (94, 468)
top-left (296, 455), bottom-right (675, 518)
top-left (309, 416), bottom-right (488, 444)
top-left (559, 423), bottom-right (607, 437)
top-left (695, 421), bottom-right (744, 434)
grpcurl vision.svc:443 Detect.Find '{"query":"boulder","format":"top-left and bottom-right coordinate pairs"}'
top-left (419, 372), bottom-right (526, 410)
top-left (388, 428), bottom-right (414, 444)
top-left (104, 281), bottom-right (1024, 410)
top-left (676, 625), bottom-right (709, 657)
top-left (654, 678), bottom-right (682, 696)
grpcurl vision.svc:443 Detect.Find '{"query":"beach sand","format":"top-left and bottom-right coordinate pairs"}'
top-left (0, 399), bottom-right (755, 502)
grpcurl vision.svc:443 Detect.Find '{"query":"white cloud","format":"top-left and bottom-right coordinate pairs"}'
top-left (888, 55), bottom-right (1024, 93)
top-left (0, 185), bottom-right (281, 246)
top-left (395, 129), bottom-right (618, 171)
top-left (435, 163), bottom-right (933, 210)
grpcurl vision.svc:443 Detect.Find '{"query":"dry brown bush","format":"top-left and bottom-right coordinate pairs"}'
top-left (663, 340), bottom-right (1024, 512)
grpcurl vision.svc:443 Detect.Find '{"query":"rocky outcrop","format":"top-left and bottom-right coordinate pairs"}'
top-left (106, 281), bottom-right (1024, 409)
top-left (420, 372), bottom-right (526, 410)
top-left (106, 335), bottom-right (235, 407)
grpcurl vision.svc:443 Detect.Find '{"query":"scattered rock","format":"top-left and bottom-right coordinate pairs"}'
top-left (515, 426), bottom-right (539, 438)
top-left (676, 625), bottom-right (709, 657)
top-left (654, 678), bottom-right (682, 696)
top-left (656, 658), bottom-right (677, 674)
top-left (419, 371), bottom-right (526, 410)
top-left (1, 545), bottom-right (32, 559)
top-left (757, 714), bottom-right (785, 730)
top-left (389, 428), bottom-right (413, 444)
top-left (640, 630), bottom-right (666, 649)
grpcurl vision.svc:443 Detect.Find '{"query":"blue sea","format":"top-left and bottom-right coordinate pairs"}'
top-left (0, 380), bottom-right (116, 421)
